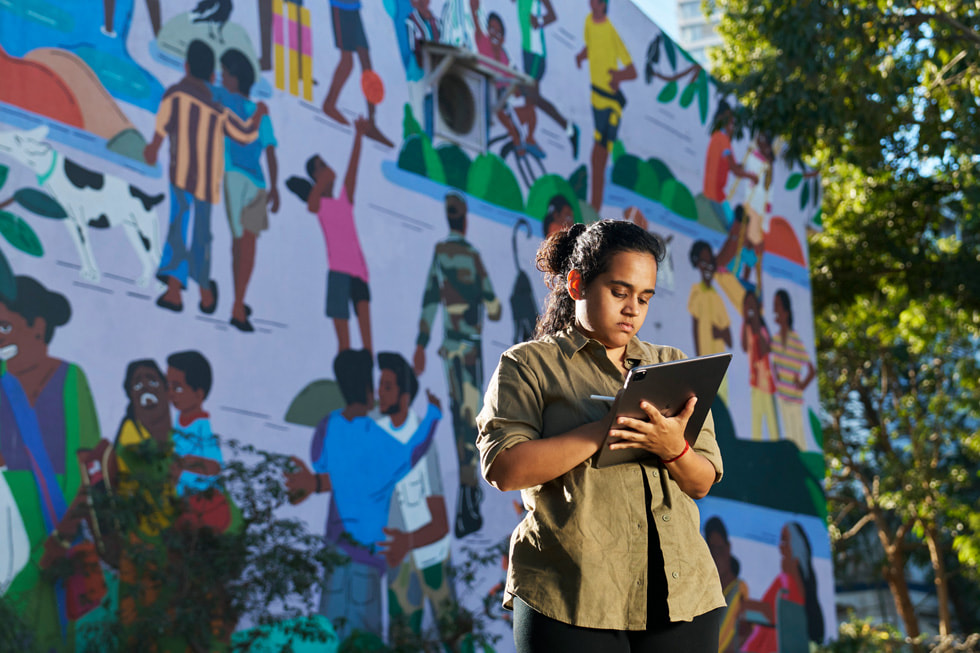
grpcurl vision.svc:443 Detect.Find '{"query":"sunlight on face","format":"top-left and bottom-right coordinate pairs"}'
top-left (574, 250), bottom-right (658, 351)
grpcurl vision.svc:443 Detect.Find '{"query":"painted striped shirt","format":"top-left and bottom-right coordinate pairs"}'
top-left (771, 329), bottom-right (809, 403)
top-left (154, 77), bottom-right (261, 203)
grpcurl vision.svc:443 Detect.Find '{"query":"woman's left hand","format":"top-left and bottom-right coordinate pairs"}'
top-left (606, 396), bottom-right (697, 461)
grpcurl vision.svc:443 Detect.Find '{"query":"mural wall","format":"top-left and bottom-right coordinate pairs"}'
top-left (0, 0), bottom-right (832, 650)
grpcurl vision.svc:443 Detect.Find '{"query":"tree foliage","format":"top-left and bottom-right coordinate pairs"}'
top-left (710, 0), bottom-right (980, 639)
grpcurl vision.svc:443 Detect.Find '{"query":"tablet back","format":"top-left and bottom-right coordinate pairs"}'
top-left (592, 353), bottom-right (732, 469)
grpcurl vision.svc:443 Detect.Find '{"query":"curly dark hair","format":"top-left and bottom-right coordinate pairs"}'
top-left (533, 219), bottom-right (665, 339)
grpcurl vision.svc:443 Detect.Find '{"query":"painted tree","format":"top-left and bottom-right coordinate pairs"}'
top-left (709, 0), bottom-right (980, 639)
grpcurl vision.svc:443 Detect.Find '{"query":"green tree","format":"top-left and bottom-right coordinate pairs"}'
top-left (709, 0), bottom-right (980, 640)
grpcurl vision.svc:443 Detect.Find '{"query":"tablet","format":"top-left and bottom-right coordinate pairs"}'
top-left (591, 352), bottom-right (732, 469)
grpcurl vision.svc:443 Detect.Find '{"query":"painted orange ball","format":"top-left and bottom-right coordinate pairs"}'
top-left (361, 70), bottom-right (384, 105)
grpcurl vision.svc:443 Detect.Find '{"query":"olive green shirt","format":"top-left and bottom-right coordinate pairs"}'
top-left (476, 326), bottom-right (726, 629)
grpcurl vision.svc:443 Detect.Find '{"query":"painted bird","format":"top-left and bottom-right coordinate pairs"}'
top-left (192, 0), bottom-right (233, 43)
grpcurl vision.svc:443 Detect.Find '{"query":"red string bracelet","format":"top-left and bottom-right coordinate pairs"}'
top-left (662, 441), bottom-right (690, 464)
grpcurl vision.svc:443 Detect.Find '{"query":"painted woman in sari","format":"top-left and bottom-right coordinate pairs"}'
top-left (111, 358), bottom-right (183, 647)
top-left (0, 275), bottom-right (101, 652)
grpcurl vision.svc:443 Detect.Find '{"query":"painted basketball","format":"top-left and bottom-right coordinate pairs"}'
top-left (361, 70), bottom-right (385, 105)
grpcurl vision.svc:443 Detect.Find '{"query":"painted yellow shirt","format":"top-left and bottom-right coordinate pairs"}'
top-left (115, 419), bottom-right (176, 537)
top-left (583, 15), bottom-right (632, 114)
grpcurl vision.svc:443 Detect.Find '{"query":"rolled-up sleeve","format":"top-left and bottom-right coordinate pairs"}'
top-left (476, 350), bottom-right (544, 480)
top-left (694, 409), bottom-right (724, 483)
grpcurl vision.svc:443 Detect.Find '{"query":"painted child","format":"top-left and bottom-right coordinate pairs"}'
top-left (304, 116), bottom-right (373, 353)
top-left (166, 351), bottom-right (228, 530)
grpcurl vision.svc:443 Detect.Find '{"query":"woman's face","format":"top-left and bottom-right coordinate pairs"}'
top-left (128, 365), bottom-right (169, 425)
top-left (547, 206), bottom-right (574, 237)
top-left (707, 531), bottom-right (732, 575)
top-left (779, 525), bottom-right (792, 559)
top-left (574, 250), bottom-right (658, 350)
top-left (773, 293), bottom-right (789, 328)
top-left (0, 302), bottom-right (44, 364)
top-left (743, 292), bottom-right (761, 327)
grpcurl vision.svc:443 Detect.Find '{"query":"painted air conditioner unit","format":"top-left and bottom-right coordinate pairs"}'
top-left (435, 64), bottom-right (488, 154)
top-left (420, 43), bottom-right (534, 156)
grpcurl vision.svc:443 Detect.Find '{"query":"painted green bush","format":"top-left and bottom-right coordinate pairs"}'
top-left (611, 154), bottom-right (643, 190)
top-left (611, 154), bottom-right (661, 202)
top-left (396, 133), bottom-right (446, 185)
top-left (645, 158), bottom-right (675, 185)
top-left (659, 178), bottom-right (698, 221)
top-left (436, 144), bottom-right (471, 191)
top-left (633, 162), bottom-right (661, 202)
top-left (466, 153), bottom-right (524, 213)
top-left (567, 165), bottom-right (588, 201)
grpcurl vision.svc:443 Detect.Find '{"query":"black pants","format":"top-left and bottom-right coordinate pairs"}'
top-left (514, 598), bottom-right (723, 653)
top-left (513, 473), bottom-right (723, 652)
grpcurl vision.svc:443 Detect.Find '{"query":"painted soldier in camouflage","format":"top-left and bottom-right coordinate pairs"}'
top-left (413, 192), bottom-right (501, 538)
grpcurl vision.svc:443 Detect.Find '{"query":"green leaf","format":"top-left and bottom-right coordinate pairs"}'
top-left (0, 247), bottom-right (14, 299)
top-left (679, 79), bottom-right (698, 108)
top-left (0, 211), bottom-right (43, 257)
top-left (786, 172), bottom-right (804, 190)
top-left (0, 165), bottom-right (8, 191)
top-left (657, 80), bottom-right (678, 104)
top-left (799, 178), bottom-right (810, 210)
top-left (663, 35), bottom-right (677, 70)
top-left (13, 188), bottom-right (67, 219)
top-left (811, 178), bottom-right (820, 207)
top-left (696, 70), bottom-right (709, 124)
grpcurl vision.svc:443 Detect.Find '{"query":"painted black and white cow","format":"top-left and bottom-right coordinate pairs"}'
top-left (0, 125), bottom-right (163, 286)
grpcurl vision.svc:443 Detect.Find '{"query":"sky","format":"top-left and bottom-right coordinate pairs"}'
top-left (632, 0), bottom-right (680, 41)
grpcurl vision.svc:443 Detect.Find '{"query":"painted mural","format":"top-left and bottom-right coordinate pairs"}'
top-left (0, 0), bottom-right (831, 651)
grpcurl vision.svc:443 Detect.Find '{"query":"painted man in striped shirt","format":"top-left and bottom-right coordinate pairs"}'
top-left (144, 39), bottom-right (267, 315)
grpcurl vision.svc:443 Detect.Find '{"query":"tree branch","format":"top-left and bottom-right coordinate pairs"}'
top-left (839, 512), bottom-right (875, 540)
top-left (649, 64), bottom-right (702, 84)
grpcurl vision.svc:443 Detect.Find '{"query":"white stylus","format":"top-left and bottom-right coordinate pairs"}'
top-left (589, 395), bottom-right (615, 401)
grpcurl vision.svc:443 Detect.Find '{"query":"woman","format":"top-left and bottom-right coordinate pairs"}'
top-left (476, 220), bottom-right (725, 652)
top-left (704, 516), bottom-right (749, 653)
top-left (0, 275), bottom-right (101, 651)
top-left (742, 521), bottom-right (824, 652)
top-left (770, 289), bottom-right (815, 450)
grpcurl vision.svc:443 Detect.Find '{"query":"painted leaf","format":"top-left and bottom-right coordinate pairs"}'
top-left (663, 35), bottom-right (677, 70)
top-left (786, 172), bottom-right (804, 190)
top-left (657, 80), bottom-right (678, 104)
top-left (800, 178), bottom-right (810, 209)
top-left (0, 211), bottom-right (43, 257)
top-left (697, 71), bottom-right (709, 124)
top-left (811, 178), bottom-right (821, 207)
top-left (0, 247), bottom-right (14, 300)
top-left (0, 164), bottom-right (8, 191)
top-left (679, 78), bottom-right (697, 108)
top-left (13, 188), bottom-right (68, 219)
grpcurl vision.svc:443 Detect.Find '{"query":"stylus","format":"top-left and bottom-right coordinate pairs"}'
top-left (589, 395), bottom-right (615, 401)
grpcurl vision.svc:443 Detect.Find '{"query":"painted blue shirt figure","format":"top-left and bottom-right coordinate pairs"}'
top-left (210, 86), bottom-right (277, 189)
top-left (171, 411), bottom-right (222, 496)
top-left (312, 402), bottom-right (439, 561)
top-left (309, 400), bottom-right (440, 638)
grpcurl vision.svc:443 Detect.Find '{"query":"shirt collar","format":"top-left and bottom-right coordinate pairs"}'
top-left (556, 325), bottom-right (647, 369)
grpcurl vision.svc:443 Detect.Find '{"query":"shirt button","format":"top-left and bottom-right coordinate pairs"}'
top-left (637, 523), bottom-right (642, 529)
top-left (651, 470), bottom-right (658, 478)
top-left (662, 514), bottom-right (671, 522)
top-left (672, 571), bottom-right (679, 579)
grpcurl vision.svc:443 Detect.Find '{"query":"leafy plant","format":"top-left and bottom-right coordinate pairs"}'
top-left (39, 437), bottom-right (346, 653)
